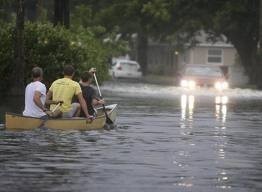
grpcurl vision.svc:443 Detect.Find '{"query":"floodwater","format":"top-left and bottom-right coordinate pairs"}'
top-left (0, 81), bottom-right (262, 192)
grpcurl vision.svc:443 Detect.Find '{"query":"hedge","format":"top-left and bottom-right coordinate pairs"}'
top-left (0, 22), bottom-right (110, 93)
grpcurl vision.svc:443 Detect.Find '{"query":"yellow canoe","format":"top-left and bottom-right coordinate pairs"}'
top-left (5, 104), bottom-right (117, 131)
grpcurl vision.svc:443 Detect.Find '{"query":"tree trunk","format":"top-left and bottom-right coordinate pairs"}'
top-left (235, 40), bottom-right (262, 88)
top-left (25, 0), bottom-right (43, 22)
top-left (54, 0), bottom-right (70, 28)
top-left (137, 32), bottom-right (148, 75)
top-left (10, 0), bottom-right (25, 95)
top-left (259, 0), bottom-right (262, 50)
top-left (25, 0), bottom-right (37, 21)
top-left (259, 0), bottom-right (262, 72)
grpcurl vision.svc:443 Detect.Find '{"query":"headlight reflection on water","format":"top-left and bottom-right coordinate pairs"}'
top-left (216, 104), bottom-right (227, 123)
top-left (180, 94), bottom-right (230, 189)
top-left (215, 96), bottom-right (228, 105)
top-left (214, 96), bottom-right (229, 188)
top-left (180, 94), bottom-right (195, 121)
top-left (180, 95), bottom-right (228, 123)
top-left (215, 96), bottom-right (228, 124)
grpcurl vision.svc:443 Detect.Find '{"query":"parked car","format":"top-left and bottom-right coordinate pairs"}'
top-left (109, 59), bottom-right (142, 79)
top-left (179, 64), bottom-right (229, 90)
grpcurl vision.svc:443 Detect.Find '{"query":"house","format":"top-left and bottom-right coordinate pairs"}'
top-left (147, 32), bottom-right (248, 86)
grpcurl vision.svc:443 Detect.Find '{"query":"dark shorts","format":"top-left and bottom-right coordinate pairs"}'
top-left (40, 115), bottom-right (49, 120)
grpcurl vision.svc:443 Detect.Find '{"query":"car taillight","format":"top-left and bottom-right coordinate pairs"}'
top-left (117, 66), bottom-right (122, 70)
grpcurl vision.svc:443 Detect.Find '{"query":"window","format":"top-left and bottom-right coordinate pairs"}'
top-left (207, 49), bottom-right (222, 64)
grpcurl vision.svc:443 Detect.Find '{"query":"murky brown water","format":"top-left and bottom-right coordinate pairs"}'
top-left (0, 82), bottom-right (262, 192)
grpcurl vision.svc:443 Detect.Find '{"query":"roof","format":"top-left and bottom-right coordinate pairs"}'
top-left (194, 31), bottom-right (234, 48)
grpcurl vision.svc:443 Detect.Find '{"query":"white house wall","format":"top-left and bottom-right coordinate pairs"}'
top-left (184, 46), bottom-right (236, 66)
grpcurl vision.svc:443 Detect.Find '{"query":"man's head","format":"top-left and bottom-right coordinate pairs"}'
top-left (63, 65), bottom-right (75, 77)
top-left (81, 71), bottom-right (93, 83)
top-left (32, 67), bottom-right (43, 79)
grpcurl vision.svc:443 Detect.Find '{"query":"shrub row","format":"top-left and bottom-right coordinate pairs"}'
top-left (0, 22), bottom-right (110, 93)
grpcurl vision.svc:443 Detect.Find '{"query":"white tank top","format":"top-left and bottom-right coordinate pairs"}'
top-left (23, 81), bottom-right (46, 118)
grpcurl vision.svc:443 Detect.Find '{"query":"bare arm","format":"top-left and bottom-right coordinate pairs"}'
top-left (45, 90), bottom-right (63, 105)
top-left (92, 98), bottom-right (105, 106)
top-left (45, 90), bottom-right (53, 105)
top-left (33, 91), bottom-right (47, 111)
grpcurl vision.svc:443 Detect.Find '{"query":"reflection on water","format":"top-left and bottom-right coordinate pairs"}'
top-left (215, 95), bottom-right (228, 105)
top-left (180, 95), bottom-right (228, 124)
top-left (180, 95), bottom-right (195, 138)
top-left (214, 96), bottom-right (229, 189)
top-left (178, 95), bottom-right (197, 188)
top-left (215, 103), bottom-right (227, 123)
top-left (180, 94), bottom-right (195, 121)
top-left (215, 96), bottom-right (228, 124)
top-left (1, 82), bottom-right (262, 192)
top-left (180, 94), bottom-right (232, 189)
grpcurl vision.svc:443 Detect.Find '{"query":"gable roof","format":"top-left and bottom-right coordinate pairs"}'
top-left (195, 31), bottom-right (234, 48)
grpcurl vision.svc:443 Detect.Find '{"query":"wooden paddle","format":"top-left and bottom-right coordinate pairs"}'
top-left (93, 73), bottom-right (114, 125)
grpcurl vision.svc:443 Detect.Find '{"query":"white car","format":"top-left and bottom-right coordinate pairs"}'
top-left (109, 59), bottom-right (142, 79)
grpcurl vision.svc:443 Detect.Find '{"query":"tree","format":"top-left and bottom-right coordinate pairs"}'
top-left (54, 0), bottom-right (70, 28)
top-left (0, 0), bottom-right (15, 23)
top-left (25, 0), bottom-right (38, 21)
top-left (10, 0), bottom-right (25, 95)
top-left (86, 0), bottom-right (157, 74)
top-left (142, 0), bottom-right (260, 87)
top-left (193, 1), bottom-right (259, 87)
top-left (259, 0), bottom-right (262, 52)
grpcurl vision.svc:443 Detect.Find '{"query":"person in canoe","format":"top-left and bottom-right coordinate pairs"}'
top-left (78, 69), bottom-right (105, 117)
top-left (23, 67), bottom-right (61, 119)
top-left (46, 65), bottom-right (94, 120)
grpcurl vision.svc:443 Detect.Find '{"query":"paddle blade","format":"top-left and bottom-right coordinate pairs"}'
top-left (106, 117), bottom-right (114, 124)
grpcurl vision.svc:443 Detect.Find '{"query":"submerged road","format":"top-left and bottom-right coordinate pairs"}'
top-left (0, 81), bottom-right (262, 192)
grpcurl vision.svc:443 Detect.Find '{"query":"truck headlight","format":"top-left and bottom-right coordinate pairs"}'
top-left (180, 80), bottom-right (188, 87)
top-left (215, 81), bottom-right (229, 90)
top-left (188, 80), bottom-right (196, 89)
top-left (180, 80), bottom-right (196, 89)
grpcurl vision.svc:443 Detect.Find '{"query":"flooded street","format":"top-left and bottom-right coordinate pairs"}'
top-left (1, 81), bottom-right (262, 192)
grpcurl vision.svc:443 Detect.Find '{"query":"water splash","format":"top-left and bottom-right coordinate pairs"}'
top-left (101, 81), bottom-right (262, 100)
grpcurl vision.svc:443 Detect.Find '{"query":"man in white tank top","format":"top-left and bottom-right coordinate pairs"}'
top-left (23, 67), bottom-right (49, 118)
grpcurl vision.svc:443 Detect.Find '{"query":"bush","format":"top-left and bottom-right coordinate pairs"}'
top-left (0, 22), bottom-right (110, 94)
top-left (24, 22), bottom-right (109, 86)
top-left (0, 23), bottom-right (13, 93)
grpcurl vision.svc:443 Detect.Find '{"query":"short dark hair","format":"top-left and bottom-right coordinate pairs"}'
top-left (32, 67), bottom-right (43, 78)
top-left (81, 71), bottom-right (93, 82)
top-left (64, 65), bottom-right (75, 76)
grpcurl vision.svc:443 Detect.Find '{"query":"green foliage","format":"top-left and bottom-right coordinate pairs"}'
top-left (71, 4), bottom-right (130, 58)
top-left (71, 4), bottom-right (93, 28)
top-left (0, 0), bottom-right (15, 24)
top-left (26, 23), bottom-right (110, 84)
top-left (0, 22), bottom-right (110, 93)
top-left (0, 0), bottom-right (13, 5)
top-left (0, 23), bottom-right (13, 93)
